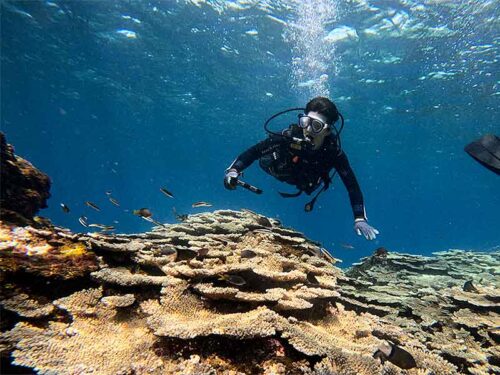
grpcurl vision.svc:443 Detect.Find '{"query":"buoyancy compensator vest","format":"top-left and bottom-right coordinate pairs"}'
top-left (260, 107), bottom-right (345, 212)
top-left (259, 124), bottom-right (337, 211)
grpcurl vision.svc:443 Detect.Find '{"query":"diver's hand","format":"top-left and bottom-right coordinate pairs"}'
top-left (224, 169), bottom-right (239, 190)
top-left (354, 219), bottom-right (379, 240)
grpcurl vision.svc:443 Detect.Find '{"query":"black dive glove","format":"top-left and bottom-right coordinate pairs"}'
top-left (224, 169), bottom-right (239, 190)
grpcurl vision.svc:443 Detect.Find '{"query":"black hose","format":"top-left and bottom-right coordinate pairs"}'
top-left (264, 107), bottom-right (305, 137)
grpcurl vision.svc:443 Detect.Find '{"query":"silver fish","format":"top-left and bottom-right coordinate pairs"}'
top-left (142, 216), bottom-right (166, 228)
top-left (339, 243), bottom-right (355, 250)
top-left (88, 223), bottom-right (115, 231)
top-left (160, 187), bottom-right (174, 198)
top-left (320, 248), bottom-right (336, 264)
top-left (78, 216), bottom-right (89, 227)
top-left (108, 197), bottom-right (120, 207)
top-left (85, 201), bottom-right (101, 211)
top-left (192, 201), bottom-right (212, 208)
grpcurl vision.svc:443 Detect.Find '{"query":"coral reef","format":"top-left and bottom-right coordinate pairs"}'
top-left (0, 132), bottom-right (51, 224)
top-left (0, 223), bottom-right (98, 279)
top-left (1, 141), bottom-right (497, 374)
top-left (340, 249), bottom-right (500, 375)
top-left (4, 209), bottom-right (486, 374)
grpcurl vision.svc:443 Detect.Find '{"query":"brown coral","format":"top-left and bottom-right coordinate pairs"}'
top-left (0, 222), bottom-right (98, 279)
top-left (0, 132), bottom-right (51, 223)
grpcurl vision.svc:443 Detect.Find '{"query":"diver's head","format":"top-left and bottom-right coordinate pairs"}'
top-left (299, 97), bottom-right (339, 149)
top-left (305, 97), bottom-right (339, 125)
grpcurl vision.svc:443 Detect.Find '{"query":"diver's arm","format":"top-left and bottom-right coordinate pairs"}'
top-left (226, 137), bottom-right (281, 172)
top-left (335, 151), bottom-right (380, 240)
top-left (334, 151), bottom-right (367, 220)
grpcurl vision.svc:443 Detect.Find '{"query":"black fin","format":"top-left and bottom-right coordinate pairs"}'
top-left (464, 134), bottom-right (500, 175)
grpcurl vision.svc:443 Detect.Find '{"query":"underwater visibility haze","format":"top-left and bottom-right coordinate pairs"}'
top-left (1, 0), bottom-right (499, 266)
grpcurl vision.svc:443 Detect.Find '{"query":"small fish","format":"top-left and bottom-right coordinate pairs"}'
top-left (159, 247), bottom-right (177, 262)
top-left (307, 272), bottom-right (319, 284)
top-left (463, 280), bottom-right (479, 293)
top-left (240, 249), bottom-right (257, 259)
top-left (142, 216), bottom-right (166, 228)
top-left (105, 191), bottom-right (112, 196)
top-left (172, 207), bottom-right (188, 222)
top-left (373, 342), bottom-right (416, 370)
top-left (85, 201), bottom-right (101, 211)
top-left (88, 224), bottom-right (115, 231)
top-left (252, 229), bottom-right (274, 235)
top-left (320, 247), bottom-right (336, 264)
top-left (33, 216), bottom-right (52, 227)
top-left (160, 187), bottom-right (174, 198)
top-left (108, 197), bottom-right (120, 207)
top-left (374, 247), bottom-right (388, 257)
top-left (78, 216), bottom-right (89, 227)
top-left (192, 201), bottom-right (212, 208)
top-left (60, 203), bottom-right (70, 213)
top-left (219, 274), bottom-right (246, 286)
top-left (133, 208), bottom-right (152, 218)
top-left (339, 243), bottom-right (355, 249)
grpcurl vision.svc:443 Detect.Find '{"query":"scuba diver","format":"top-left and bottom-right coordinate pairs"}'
top-left (223, 96), bottom-right (379, 240)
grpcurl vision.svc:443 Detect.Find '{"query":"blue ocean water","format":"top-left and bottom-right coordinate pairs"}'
top-left (1, 0), bottom-right (498, 267)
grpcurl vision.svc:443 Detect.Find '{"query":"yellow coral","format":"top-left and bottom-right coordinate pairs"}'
top-left (0, 227), bottom-right (12, 241)
top-left (59, 242), bottom-right (87, 257)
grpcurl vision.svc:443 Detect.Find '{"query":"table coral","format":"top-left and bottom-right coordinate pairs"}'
top-left (2, 210), bottom-right (495, 374)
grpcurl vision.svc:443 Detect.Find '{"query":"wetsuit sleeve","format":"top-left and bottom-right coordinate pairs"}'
top-left (227, 137), bottom-right (282, 172)
top-left (334, 151), bottom-right (367, 220)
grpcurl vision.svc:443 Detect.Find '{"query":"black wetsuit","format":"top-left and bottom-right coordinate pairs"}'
top-left (229, 129), bottom-right (367, 220)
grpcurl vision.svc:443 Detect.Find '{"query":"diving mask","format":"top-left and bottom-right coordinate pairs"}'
top-left (298, 113), bottom-right (329, 134)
